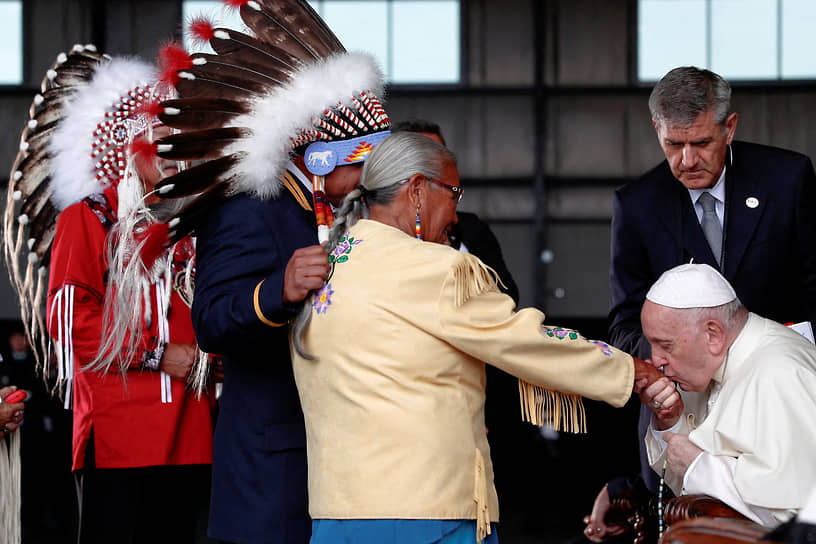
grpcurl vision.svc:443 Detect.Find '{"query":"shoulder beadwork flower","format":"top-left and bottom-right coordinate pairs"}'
top-left (329, 233), bottom-right (362, 264)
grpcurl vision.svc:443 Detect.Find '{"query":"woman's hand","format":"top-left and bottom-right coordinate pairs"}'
top-left (0, 386), bottom-right (25, 435)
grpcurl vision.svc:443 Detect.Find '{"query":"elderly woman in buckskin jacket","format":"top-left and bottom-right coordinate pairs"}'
top-left (290, 132), bottom-right (655, 544)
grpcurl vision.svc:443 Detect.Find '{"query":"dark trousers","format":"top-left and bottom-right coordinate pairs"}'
top-left (75, 436), bottom-right (212, 544)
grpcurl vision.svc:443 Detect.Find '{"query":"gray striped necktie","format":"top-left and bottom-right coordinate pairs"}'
top-left (698, 191), bottom-right (722, 266)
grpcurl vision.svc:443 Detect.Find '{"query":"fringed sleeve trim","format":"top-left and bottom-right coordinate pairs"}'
top-left (518, 380), bottom-right (587, 434)
top-left (473, 448), bottom-right (492, 543)
top-left (49, 285), bottom-right (75, 408)
top-left (452, 253), bottom-right (501, 308)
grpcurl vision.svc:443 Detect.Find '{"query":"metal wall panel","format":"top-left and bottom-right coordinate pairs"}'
top-left (490, 222), bottom-right (536, 308)
top-left (28, 0), bottom-right (94, 83)
top-left (387, 95), bottom-right (536, 179)
top-left (541, 222), bottom-right (612, 318)
top-left (548, 96), bottom-right (628, 177)
top-left (467, 0), bottom-right (535, 86)
top-left (553, 0), bottom-right (630, 86)
top-left (104, 0), bottom-right (181, 59)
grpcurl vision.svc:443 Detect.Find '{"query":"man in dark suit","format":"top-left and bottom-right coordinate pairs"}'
top-left (611, 66), bottom-right (816, 356)
top-left (582, 66), bottom-right (816, 541)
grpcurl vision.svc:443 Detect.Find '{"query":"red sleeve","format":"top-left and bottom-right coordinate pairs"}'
top-left (46, 202), bottom-right (158, 370)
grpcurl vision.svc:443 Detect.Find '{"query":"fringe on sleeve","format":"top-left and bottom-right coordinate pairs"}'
top-left (452, 253), bottom-right (501, 308)
top-left (519, 380), bottom-right (587, 433)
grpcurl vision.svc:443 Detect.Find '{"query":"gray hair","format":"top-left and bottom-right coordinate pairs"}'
top-left (679, 297), bottom-right (746, 333)
top-left (649, 66), bottom-right (732, 129)
top-left (291, 132), bottom-right (456, 359)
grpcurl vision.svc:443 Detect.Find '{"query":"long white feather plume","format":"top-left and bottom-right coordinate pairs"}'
top-left (226, 51), bottom-right (385, 198)
top-left (48, 58), bottom-right (157, 210)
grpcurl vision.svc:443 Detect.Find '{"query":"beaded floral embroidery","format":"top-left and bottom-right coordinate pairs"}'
top-left (541, 326), bottom-right (614, 356)
top-left (329, 233), bottom-right (362, 264)
top-left (313, 284), bottom-right (334, 314)
top-left (543, 326), bottom-right (579, 340)
top-left (589, 340), bottom-right (614, 356)
top-left (314, 232), bottom-right (362, 314)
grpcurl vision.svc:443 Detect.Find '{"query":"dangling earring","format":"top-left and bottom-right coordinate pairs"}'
top-left (415, 205), bottom-right (422, 240)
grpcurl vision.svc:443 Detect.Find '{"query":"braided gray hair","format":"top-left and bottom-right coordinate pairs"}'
top-left (291, 132), bottom-right (456, 359)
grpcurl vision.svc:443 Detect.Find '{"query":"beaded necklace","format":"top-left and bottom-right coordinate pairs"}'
top-left (657, 458), bottom-right (668, 539)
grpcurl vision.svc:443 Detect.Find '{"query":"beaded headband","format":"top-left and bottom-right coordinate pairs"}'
top-left (304, 130), bottom-right (392, 176)
top-left (91, 83), bottom-right (169, 189)
top-left (47, 53), bottom-right (166, 211)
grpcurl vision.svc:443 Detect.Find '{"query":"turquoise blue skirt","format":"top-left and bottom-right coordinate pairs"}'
top-left (311, 519), bottom-right (499, 544)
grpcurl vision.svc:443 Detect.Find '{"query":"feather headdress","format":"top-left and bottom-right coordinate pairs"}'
top-left (2, 45), bottom-right (190, 388)
top-left (153, 0), bottom-right (391, 243)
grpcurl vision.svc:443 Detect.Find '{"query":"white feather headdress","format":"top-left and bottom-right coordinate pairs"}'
top-left (229, 51), bottom-right (386, 198)
top-left (48, 56), bottom-right (158, 210)
top-left (2, 45), bottom-right (175, 383)
top-left (150, 0), bottom-right (391, 244)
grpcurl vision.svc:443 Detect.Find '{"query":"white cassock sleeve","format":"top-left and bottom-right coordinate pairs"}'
top-left (684, 453), bottom-right (789, 527)
top-left (645, 414), bottom-right (691, 494)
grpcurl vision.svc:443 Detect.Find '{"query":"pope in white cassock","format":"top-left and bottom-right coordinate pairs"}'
top-left (637, 263), bottom-right (816, 527)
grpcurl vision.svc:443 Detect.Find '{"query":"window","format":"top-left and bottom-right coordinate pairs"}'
top-left (0, 0), bottom-right (22, 85)
top-left (182, 0), bottom-right (460, 84)
top-left (638, 0), bottom-right (816, 82)
top-left (182, 1), bottom-right (248, 51)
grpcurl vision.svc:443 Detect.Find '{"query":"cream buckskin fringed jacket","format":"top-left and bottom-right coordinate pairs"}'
top-left (292, 219), bottom-right (635, 541)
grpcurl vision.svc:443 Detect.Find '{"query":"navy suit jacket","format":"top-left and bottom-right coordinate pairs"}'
top-left (609, 140), bottom-right (816, 490)
top-left (193, 177), bottom-right (315, 544)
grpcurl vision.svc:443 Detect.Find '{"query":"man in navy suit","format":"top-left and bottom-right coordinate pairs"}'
top-left (582, 66), bottom-right (816, 541)
top-left (193, 162), bottom-right (366, 544)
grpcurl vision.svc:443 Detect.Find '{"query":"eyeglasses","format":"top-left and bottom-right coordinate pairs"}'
top-left (425, 177), bottom-right (464, 204)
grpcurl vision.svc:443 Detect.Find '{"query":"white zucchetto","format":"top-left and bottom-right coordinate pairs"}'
top-left (646, 263), bottom-right (737, 308)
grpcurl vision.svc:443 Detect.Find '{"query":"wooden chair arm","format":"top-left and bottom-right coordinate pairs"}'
top-left (605, 487), bottom-right (658, 544)
top-left (664, 494), bottom-right (750, 525)
top-left (661, 517), bottom-right (774, 544)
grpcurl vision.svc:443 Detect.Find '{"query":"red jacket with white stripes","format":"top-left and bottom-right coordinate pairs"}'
top-left (46, 186), bottom-right (214, 470)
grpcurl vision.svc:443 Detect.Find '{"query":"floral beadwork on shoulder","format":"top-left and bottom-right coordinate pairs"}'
top-left (313, 232), bottom-right (362, 315)
top-left (541, 326), bottom-right (614, 356)
top-left (329, 232), bottom-right (363, 265)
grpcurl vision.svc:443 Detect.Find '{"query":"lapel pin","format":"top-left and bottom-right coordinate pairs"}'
top-left (745, 197), bottom-right (759, 209)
